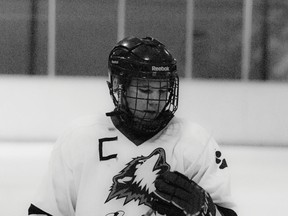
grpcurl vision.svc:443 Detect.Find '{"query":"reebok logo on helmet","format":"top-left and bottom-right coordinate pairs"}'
top-left (152, 66), bottom-right (169, 72)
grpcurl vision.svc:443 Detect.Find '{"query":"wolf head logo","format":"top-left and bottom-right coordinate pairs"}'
top-left (105, 148), bottom-right (170, 207)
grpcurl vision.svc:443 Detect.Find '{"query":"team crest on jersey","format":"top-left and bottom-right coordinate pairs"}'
top-left (105, 148), bottom-right (170, 207)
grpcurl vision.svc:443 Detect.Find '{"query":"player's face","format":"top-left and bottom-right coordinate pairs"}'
top-left (125, 78), bottom-right (169, 122)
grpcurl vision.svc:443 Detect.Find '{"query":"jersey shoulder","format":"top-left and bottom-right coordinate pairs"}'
top-left (52, 114), bottom-right (115, 164)
top-left (60, 113), bottom-right (113, 140)
top-left (169, 117), bottom-right (217, 158)
top-left (171, 117), bottom-right (213, 145)
top-left (69, 113), bottom-right (112, 131)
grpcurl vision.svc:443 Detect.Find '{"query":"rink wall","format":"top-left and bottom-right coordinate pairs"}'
top-left (0, 76), bottom-right (288, 146)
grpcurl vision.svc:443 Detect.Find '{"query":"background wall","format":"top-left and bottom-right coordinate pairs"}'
top-left (2, 0), bottom-right (288, 80)
top-left (1, 76), bottom-right (287, 146)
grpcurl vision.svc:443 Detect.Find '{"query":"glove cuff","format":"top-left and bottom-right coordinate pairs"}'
top-left (201, 192), bottom-right (216, 216)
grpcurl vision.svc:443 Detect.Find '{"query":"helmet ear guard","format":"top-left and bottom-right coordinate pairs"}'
top-left (107, 72), bottom-right (130, 111)
top-left (107, 36), bottom-right (179, 133)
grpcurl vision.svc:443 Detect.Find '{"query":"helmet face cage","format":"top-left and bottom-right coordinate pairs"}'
top-left (107, 36), bottom-right (179, 133)
top-left (108, 73), bottom-right (179, 133)
top-left (126, 76), bottom-right (178, 122)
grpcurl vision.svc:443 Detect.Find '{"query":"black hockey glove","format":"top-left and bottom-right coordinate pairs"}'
top-left (151, 171), bottom-right (216, 216)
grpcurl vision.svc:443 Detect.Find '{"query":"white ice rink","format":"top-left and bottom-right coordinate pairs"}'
top-left (0, 142), bottom-right (287, 216)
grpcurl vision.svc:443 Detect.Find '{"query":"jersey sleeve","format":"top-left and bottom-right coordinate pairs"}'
top-left (194, 137), bottom-right (237, 215)
top-left (180, 124), bottom-right (238, 216)
top-left (29, 132), bottom-right (77, 216)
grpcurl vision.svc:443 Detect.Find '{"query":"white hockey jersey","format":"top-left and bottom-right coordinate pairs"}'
top-left (30, 114), bottom-right (237, 216)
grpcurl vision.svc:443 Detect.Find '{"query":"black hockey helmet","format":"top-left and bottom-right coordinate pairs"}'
top-left (107, 36), bottom-right (179, 134)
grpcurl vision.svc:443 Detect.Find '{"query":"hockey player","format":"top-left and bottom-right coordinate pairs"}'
top-left (28, 36), bottom-right (238, 216)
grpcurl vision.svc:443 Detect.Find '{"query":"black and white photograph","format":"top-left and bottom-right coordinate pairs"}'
top-left (1, 1), bottom-right (288, 216)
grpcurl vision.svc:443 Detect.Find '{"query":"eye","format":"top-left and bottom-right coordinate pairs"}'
top-left (139, 88), bottom-right (152, 94)
top-left (135, 160), bottom-right (145, 168)
top-left (159, 89), bottom-right (168, 94)
top-left (117, 177), bottom-right (133, 184)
